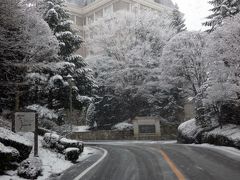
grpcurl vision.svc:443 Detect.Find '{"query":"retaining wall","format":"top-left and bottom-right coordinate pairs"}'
top-left (70, 125), bottom-right (178, 141)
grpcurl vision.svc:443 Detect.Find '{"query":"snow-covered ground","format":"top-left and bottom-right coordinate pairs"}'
top-left (188, 143), bottom-right (240, 160)
top-left (0, 132), bottom-right (97, 180)
top-left (77, 146), bottom-right (98, 162)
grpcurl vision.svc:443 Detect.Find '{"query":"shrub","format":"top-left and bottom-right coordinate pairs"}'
top-left (0, 128), bottom-right (32, 161)
top-left (17, 157), bottom-right (42, 179)
top-left (64, 148), bottom-right (80, 162)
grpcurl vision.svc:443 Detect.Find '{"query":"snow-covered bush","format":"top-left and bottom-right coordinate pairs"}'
top-left (0, 128), bottom-right (32, 161)
top-left (42, 133), bottom-right (60, 149)
top-left (59, 138), bottom-right (84, 153)
top-left (201, 124), bottom-right (240, 149)
top-left (179, 121), bottom-right (240, 149)
top-left (177, 119), bottom-right (203, 144)
top-left (42, 133), bottom-right (84, 157)
top-left (64, 148), bottom-right (80, 162)
top-left (0, 142), bottom-right (19, 171)
top-left (17, 157), bottom-right (42, 179)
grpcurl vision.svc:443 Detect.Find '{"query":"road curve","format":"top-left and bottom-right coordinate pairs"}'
top-left (58, 142), bottom-right (240, 180)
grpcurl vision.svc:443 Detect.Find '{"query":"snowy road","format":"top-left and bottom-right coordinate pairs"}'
top-left (55, 142), bottom-right (240, 180)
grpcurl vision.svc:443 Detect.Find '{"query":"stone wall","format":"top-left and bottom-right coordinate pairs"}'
top-left (70, 130), bottom-right (134, 141)
top-left (70, 125), bottom-right (178, 141)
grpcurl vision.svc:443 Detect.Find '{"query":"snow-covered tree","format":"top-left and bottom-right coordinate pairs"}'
top-left (42, 0), bottom-right (94, 95)
top-left (0, 0), bottom-right (59, 111)
top-left (161, 31), bottom-right (207, 96)
top-left (170, 5), bottom-right (187, 33)
top-left (18, 0), bottom-right (95, 128)
top-left (86, 11), bottom-right (182, 128)
top-left (202, 14), bottom-right (240, 125)
top-left (203, 0), bottom-right (240, 32)
top-left (87, 11), bottom-right (174, 62)
top-left (161, 31), bottom-right (208, 126)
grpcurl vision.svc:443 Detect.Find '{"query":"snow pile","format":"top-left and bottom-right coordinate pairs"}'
top-left (17, 157), bottom-right (42, 179)
top-left (73, 125), bottom-right (90, 132)
top-left (177, 119), bottom-right (202, 143)
top-left (112, 122), bottom-right (133, 131)
top-left (202, 124), bottom-right (240, 149)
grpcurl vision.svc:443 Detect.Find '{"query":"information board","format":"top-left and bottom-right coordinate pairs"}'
top-left (139, 125), bottom-right (156, 134)
top-left (15, 112), bottom-right (35, 132)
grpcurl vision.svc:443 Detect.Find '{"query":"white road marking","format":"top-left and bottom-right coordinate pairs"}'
top-left (73, 147), bottom-right (108, 180)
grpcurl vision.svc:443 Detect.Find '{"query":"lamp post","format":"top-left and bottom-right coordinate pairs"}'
top-left (66, 74), bottom-right (74, 132)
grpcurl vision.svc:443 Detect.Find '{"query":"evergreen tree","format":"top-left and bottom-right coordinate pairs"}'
top-left (25, 0), bottom-right (94, 127)
top-left (170, 5), bottom-right (187, 33)
top-left (0, 0), bottom-right (58, 112)
top-left (44, 0), bottom-right (94, 95)
top-left (203, 0), bottom-right (240, 32)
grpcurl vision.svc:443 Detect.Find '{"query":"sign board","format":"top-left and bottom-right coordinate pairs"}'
top-left (15, 112), bottom-right (36, 132)
top-left (139, 125), bottom-right (156, 134)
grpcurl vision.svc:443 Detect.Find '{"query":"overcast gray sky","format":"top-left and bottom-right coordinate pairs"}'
top-left (172, 0), bottom-right (212, 31)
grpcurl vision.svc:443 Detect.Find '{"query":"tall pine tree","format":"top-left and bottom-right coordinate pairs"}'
top-left (43, 0), bottom-right (94, 110)
top-left (170, 5), bottom-right (187, 33)
top-left (203, 0), bottom-right (240, 32)
top-left (26, 0), bottom-right (95, 127)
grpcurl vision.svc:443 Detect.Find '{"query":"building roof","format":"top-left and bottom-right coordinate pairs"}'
top-left (66, 0), bottom-right (174, 16)
top-left (66, 0), bottom-right (174, 8)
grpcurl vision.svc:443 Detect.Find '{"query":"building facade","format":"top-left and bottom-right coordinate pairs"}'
top-left (65, 0), bottom-right (174, 56)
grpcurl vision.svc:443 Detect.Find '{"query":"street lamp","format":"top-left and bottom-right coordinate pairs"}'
top-left (65, 74), bottom-right (74, 132)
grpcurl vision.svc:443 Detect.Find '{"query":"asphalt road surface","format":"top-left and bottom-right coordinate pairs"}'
top-left (56, 142), bottom-right (240, 180)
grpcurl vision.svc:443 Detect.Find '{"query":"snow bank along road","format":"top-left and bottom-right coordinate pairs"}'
top-left (55, 142), bottom-right (240, 180)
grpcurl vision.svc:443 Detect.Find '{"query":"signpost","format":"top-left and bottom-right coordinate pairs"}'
top-left (15, 112), bottom-right (38, 157)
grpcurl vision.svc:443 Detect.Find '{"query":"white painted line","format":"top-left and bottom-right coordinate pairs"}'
top-left (73, 147), bottom-right (108, 180)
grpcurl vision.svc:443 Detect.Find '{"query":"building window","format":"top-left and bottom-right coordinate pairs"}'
top-left (87, 14), bottom-right (94, 24)
top-left (76, 16), bottom-right (84, 26)
top-left (139, 125), bottom-right (156, 134)
top-left (95, 9), bottom-right (103, 20)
